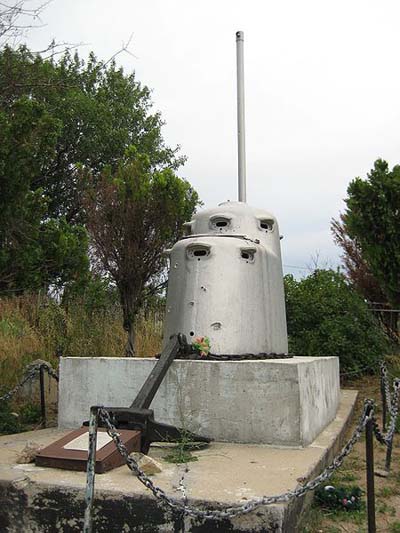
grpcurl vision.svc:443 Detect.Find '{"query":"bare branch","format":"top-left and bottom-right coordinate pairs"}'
top-left (104, 32), bottom-right (137, 66)
top-left (0, 0), bottom-right (51, 47)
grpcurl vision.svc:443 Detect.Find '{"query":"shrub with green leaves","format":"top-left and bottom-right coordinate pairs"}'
top-left (0, 401), bottom-right (21, 434)
top-left (284, 269), bottom-right (388, 374)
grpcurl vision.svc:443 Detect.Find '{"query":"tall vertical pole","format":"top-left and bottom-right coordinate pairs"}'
top-left (236, 30), bottom-right (246, 203)
top-left (83, 406), bottom-right (99, 533)
top-left (39, 365), bottom-right (46, 428)
top-left (366, 416), bottom-right (376, 533)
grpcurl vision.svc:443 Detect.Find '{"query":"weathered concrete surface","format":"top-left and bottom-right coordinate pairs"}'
top-left (0, 390), bottom-right (357, 532)
top-left (58, 356), bottom-right (340, 447)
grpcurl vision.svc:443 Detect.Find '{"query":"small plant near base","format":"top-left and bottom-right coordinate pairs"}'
top-left (164, 447), bottom-right (198, 464)
top-left (19, 403), bottom-right (42, 425)
top-left (389, 521), bottom-right (400, 533)
top-left (0, 401), bottom-right (21, 434)
top-left (315, 484), bottom-right (362, 512)
top-left (163, 431), bottom-right (208, 464)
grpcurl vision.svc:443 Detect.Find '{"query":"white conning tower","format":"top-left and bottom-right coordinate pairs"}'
top-left (163, 201), bottom-right (288, 356)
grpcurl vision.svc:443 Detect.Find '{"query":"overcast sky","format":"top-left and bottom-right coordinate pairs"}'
top-left (23, 0), bottom-right (400, 276)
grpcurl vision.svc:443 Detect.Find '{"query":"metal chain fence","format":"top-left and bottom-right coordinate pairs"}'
top-left (81, 399), bottom-right (374, 529)
top-left (0, 360), bottom-right (59, 404)
top-left (82, 361), bottom-right (400, 532)
top-left (0, 358), bottom-right (398, 532)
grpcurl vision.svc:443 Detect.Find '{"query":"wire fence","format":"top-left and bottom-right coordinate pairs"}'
top-left (369, 304), bottom-right (400, 343)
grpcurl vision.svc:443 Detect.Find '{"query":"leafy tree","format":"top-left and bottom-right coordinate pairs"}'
top-left (331, 215), bottom-right (386, 305)
top-left (338, 159), bottom-right (400, 307)
top-left (0, 45), bottom-right (187, 295)
top-left (0, 46), bottom-right (184, 221)
top-left (83, 155), bottom-right (199, 356)
top-left (284, 269), bottom-right (388, 374)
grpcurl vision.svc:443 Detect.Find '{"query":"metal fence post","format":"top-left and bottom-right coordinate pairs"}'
top-left (365, 415), bottom-right (376, 533)
top-left (83, 406), bottom-right (99, 533)
top-left (39, 365), bottom-right (46, 428)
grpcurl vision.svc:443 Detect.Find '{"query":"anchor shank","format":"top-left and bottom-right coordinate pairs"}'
top-left (130, 334), bottom-right (183, 410)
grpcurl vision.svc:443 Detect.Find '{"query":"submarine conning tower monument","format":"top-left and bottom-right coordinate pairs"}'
top-left (163, 31), bottom-right (288, 357)
top-left (58, 30), bottom-right (341, 449)
top-left (163, 201), bottom-right (288, 356)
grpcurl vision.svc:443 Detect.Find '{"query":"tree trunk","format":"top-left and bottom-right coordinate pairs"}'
top-left (125, 320), bottom-right (136, 357)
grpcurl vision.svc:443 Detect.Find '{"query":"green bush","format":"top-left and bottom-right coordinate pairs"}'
top-left (19, 403), bottom-right (42, 425)
top-left (0, 401), bottom-right (21, 434)
top-left (284, 269), bottom-right (388, 374)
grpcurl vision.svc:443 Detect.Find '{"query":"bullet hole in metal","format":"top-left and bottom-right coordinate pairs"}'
top-left (241, 252), bottom-right (249, 260)
top-left (190, 331), bottom-right (194, 336)
top-left (201, 286), bottom-right (207, 291)
top-left (211, 322), bottom-right (222, 330)
top-left (194, 249), bottom-right (207, 257)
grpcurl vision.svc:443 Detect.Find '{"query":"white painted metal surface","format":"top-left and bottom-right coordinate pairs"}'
top-left (163, 202), bottom-right (288, 355)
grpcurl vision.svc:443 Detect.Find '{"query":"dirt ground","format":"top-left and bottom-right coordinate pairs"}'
top-left (301, 374), bottom-right (400, 533)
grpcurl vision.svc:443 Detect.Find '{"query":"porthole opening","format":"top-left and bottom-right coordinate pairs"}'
top-left (210, 216), bottom-right (231, 231)
top-left (187, 245), bottom-right (211, 260)
top-left (259, 219), bottom-right (274, 232)
top-left (240, 248), bottom-right (256, 263)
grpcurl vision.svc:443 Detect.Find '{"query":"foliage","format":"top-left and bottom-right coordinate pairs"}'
top-left (163, 432), bottom-right (207, 464)
top-left (284, 269), bottom-right (388, 373)
top-left (83, 156), bottom-right (199, 355)
top-left (315, 484), bottom-right (362, 512)
top-left (0, 294), bottom-right (163, 392)
top-left (19, 402), bottom-right (42, 424)
top-left (337, 159), bottom-right (400, 307)
top-left (0, 45), bottom-right (189, 297)
top-left (331, 215), bottom-right (386, 305)
top-left (0, 400), bottom-right (21, 434)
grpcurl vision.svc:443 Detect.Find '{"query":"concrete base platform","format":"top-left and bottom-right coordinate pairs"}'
top-left (59, 356), bottom-right (340, 446)
top-left (0, 390), bottom-right (357, 533)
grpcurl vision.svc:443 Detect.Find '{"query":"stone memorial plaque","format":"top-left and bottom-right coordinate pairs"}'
top-left (36, 427), bottom-right (141, 473)
top-left (63, 432), bottom-right (112, 452)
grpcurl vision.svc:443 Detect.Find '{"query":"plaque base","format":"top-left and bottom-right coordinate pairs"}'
top-left (35, 427), bottom-right (141, 473)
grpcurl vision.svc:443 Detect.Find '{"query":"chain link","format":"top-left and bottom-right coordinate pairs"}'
top-left (380, 361), bottom-right (392, 412)
top-left (373, 361), bottom-right (400, 446)
top-left (97, 400), bottom-right (373, 520)
top-left (383, 378), bottom-right (400, 444)
top-left (0, 360), bottom-right (59, 403)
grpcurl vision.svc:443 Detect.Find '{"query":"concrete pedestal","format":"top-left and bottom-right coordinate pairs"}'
top-left (0, 390), bottom-right (357, 533)
top-left (58, 356), bottom-right (339, 447)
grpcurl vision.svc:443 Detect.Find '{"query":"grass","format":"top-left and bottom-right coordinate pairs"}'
top-left (301, 361), bottom-right (400, 533)
top-left (0, 294), bottom-right (163, 393)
